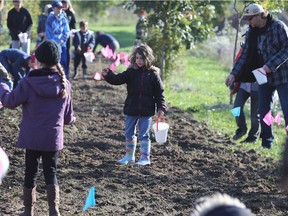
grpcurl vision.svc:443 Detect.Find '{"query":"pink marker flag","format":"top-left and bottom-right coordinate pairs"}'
top-left (109, 63), bottom-right (116, 72)
top-left (263, 110), bottom-right (274, 126)
top-left (114, 55), bottom-right (121, 66)
top-left (108, 48), bottom-right (114, 59)
top-left (94, 72), bottom-right (102, 81)
top-left (100, 47), bottom-right (108, 58)
top-left (119, 52), bottom-right (126, 60)
top-left (274, 112), bottom-right (281, 125)
top-left (286, 125), bottom-right (288, 132)
top-left (0, 102), bottom-right (3, 109)
top-left (124, 54), bottom-right (129, 62)
top-left (112, 50), bottom-right (117, 60)
top-left (124, 60), bottom-right (130, 67)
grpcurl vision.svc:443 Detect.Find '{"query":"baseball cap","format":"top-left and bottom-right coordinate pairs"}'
top-left (242, 3), bottom-right (264, 20)
top-left (52, 0), bottom-right (62, 8)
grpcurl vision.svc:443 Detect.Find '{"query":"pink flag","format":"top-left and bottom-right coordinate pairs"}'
top-left (0, 102), bottom-right (3, 109)
top-left (119, 52), bottom-right (126, 60)
top-left (100, 47), bottom-right (108, 58)
top-left (124, 60), bottom-right (130, 67)
top-left (124, 54), bottom-right (129, 62)
top-left (112, 50), bottom-right (117, 60)
top-left (108, 48), bottom-right (114, 59)
top-left (286, 125), bottom-right (288, 132)
top-left (274, 112), bottom-right (281, 125)
top-left (93, 72), bottom-right (102, 81)
top-left (114, 55), bottom-right (121, 66)
top-left (263, 110), bottom-right (274, 126)
top-left (109, 63), bottom-right (116, 72)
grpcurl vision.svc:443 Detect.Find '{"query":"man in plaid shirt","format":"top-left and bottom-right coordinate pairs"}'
top-left (225, 3), bottom-right (288, 149)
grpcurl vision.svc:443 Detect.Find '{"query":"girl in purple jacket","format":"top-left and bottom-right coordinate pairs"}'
top-left (0, 40), bottom-right (75, 216)
top-left (102, 44), bottom-right (167, 166)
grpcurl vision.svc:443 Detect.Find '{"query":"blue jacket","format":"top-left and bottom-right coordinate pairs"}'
top-left (73, 30), bottom-right (95, 53)
top-left (0, 68), bottom-right (75, 151)
top-left (104, 66), bottom-right (167, 117)
top-left (46, 11), bottom-right (70, 45)
top-left (0, 49), bottom-right (30, 87)
top-left (231, 19), bottom-right (288, 86)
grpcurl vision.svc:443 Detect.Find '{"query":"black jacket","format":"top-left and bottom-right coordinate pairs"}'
top-left (104, 67), bottom-right (167, 116)
top-left (7, 7), bottom-right (33, 40)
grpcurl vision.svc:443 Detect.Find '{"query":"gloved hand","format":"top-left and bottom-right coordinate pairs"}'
top-left (5, 80), bottom-right (13, 90)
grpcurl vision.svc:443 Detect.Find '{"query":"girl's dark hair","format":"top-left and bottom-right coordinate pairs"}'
top-left (130, 44), bottom-right (155, 69)
top-left (56, 63), bottom-right (67, 98)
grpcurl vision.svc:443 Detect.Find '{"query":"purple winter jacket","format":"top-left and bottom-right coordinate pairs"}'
top-left (0, 68), bottom-right (75, 151)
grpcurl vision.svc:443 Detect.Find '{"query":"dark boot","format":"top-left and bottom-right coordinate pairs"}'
top-left (72, 69), bottom-right (78, 80)
top-left (82, 68), bottom-right (87, 80)
top-left (19, 186), bottom-right (37, 216)
top-left (46, 184), bottom-right (60, 216)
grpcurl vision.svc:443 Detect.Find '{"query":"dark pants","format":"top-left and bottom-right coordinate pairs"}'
top-left (24, 150), bottom-right (59, 188)
top-left (234, 88), bottom-right (260, 138)
top-left (74, 52), bottom-right (87, 70)
top-left (258, 82), bottom-right (288, 142)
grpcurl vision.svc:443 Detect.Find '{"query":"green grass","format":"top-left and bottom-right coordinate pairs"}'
top-left (165, 53), bottom-right (286, 160)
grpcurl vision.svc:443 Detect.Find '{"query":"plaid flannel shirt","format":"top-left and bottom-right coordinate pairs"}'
top-left (231, 19), bottom-right (288, 86)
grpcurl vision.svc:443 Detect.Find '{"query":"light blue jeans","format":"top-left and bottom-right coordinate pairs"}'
top-left (258, 82), bottom-right (288, 142)
top-left (125, 115), bottom-right (152, 142)
top-left (11, 39), bottom-right (31, 55)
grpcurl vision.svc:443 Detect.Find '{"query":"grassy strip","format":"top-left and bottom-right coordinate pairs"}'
top-left (165, 54), bottom-right (286, 160)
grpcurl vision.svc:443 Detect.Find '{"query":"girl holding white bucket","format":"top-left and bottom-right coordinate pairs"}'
top-left (102, 44), bottom-right (167, 166)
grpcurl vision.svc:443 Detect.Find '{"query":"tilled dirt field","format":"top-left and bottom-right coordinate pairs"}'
top-left (1, 67), bottom-right (288, 216)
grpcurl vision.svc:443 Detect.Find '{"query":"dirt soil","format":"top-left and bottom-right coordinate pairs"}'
top-left (1, 65), bottom-right (288, 216)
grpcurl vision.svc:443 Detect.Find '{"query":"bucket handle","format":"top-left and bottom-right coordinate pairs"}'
top-left (156, 115), bottom-right (165, 132)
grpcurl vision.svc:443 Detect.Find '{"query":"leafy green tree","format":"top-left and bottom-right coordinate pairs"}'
top-left (124, 1), bottom-right (217, 80)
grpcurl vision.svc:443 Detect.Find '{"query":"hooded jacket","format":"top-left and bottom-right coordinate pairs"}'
top-left (0, 68), bottom-right (75, 151)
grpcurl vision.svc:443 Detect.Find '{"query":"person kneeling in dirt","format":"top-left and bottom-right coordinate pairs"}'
top-left (0, 40), bottom-right (75, 216)
top-left (93, 31), bottom-right (120, 54)
top-left (101, 44), bottom-right (167, 166)
top-left (72, 20), bottom-right (95, 80)
top-left (190, 192), bottom-right (253, 216)
top-left (0, 49), bottom-right (36, 89)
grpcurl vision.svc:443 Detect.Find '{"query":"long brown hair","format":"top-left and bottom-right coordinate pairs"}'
top-left (130, 44), bottom-right (156, 70)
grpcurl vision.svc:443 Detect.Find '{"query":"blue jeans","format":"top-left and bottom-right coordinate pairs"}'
top-left (60, 44), bottom-right (69, 79)
top-left (125, 115), bottom-right (152, 142)
top-left (258, 82), bottom-right (288, 142)
top-left (234, 88), bottom-right (259, 138)
top-left (24, 150), bottom-right (59, 188)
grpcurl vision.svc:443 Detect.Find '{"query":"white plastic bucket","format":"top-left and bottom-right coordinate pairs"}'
top-left (84, 52), bottom-right (94, 63)
top-left (152, 122), bottom-right (169, 144)
top-left (252, 67), bottom-right (267, 85)
top-left (18, 32), bottom-right (28, 43)
top-left (0, 147), bottom-right (9, 181)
